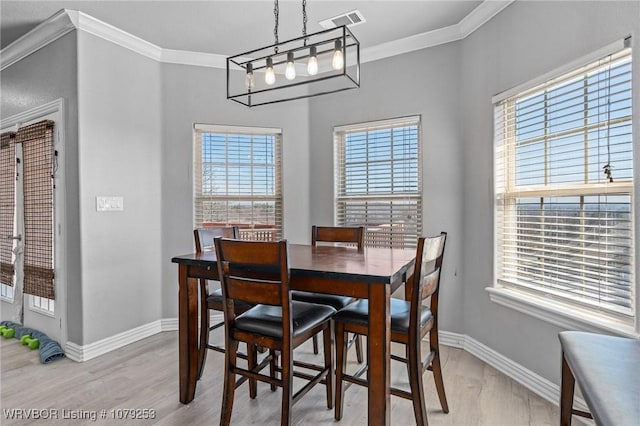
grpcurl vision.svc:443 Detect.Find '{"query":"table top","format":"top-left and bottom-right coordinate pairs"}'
top-left (172, 243), bottom-right (416, 284)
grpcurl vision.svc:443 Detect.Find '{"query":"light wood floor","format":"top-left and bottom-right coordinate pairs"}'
top-left (1, 331), bottom-right (561, 425)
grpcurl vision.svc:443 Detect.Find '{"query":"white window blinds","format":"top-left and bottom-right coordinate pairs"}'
top-left (194, 124), bottom-right (283, 241)
top-left (494, 44), bottom-right (634, 319)
top-left (335, 116), bottom-right (422, 248)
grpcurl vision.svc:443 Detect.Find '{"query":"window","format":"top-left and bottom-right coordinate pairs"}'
top-left (32, 295), bottom-right (54, 314)
top-left (494, 43), bottom-right (634, 324)
top-left (335, 116), bottom-right (422, 248)
top-left (0, 284), bottom-right (13, 302)
top-left (194, 124), bottom-right (282, 240)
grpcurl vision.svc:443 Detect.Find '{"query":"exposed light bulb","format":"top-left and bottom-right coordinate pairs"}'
top-left (265, 57), bottom-right (276, 85)
top-left (307, 46), bottom-right (318, 75)
top-left (285, 52), bottom-right (296, 80)
top-left (245, 63), bottom-right (254, 90)
top-left (332, 39), bottom-right (344, 71)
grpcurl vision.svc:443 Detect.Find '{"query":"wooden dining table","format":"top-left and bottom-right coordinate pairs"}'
top-left (171, 243), bottom-right (416, 426)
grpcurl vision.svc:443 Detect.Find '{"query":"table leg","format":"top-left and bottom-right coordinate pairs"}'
top-left (368, 283), bottom-right (391, 425)
top-left (179, 264), bottom-right (199, 404)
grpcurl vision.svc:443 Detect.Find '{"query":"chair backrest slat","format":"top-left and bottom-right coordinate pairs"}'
top-left (194, 226), bottom-right (240, 252)
top-left (421, 235), bottom-right (445, 269)
top-left (215, 238), bottom-right (289, 308)
top-left (225, 275), bottom-right (282, 306)
top-left (312, 225), bottom-right (364, 249)
top-left (409, 232), bottom-right (447, 338)
top-left (420, 268), bottom-right (441, 302)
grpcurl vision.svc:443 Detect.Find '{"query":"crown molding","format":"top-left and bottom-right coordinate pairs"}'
top-left (0, 9), bottom-right (76, 71)
top-left (1, 1), bottom-right (514, 71)
top-left (361, 0), bottom-right (514, 63)
top-left (73, 10), bottom-right (162, 61)
top-left (161, 48), bottom-right (227, 68)
top-left (361, 23), bottom-right (461, 63)
top-left (458, 0), bottom-right (514, 38)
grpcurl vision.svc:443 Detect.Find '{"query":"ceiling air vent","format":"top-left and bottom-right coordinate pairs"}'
top-left (319, 10), bottom-right (366, 29)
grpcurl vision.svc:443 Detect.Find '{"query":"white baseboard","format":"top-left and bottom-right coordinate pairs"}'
top-left (439, 330), bottom-right (466, 348)
top-left (160, 318), bottom-right (178, 331)
top-left (438, 331), bottom-right (588, 412)
top-left (65, 320), bottom-right (165, 362)
top-left (64, 314), bottom-right (212, 362)
top-left (63, 320), bottom-right (587, 413)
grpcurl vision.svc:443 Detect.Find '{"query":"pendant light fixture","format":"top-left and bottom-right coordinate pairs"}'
top-left (226, 0), bottom-right (360, 107)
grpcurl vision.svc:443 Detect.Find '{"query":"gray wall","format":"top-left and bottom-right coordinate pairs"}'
top-left (460, 0), bottom-right (640, 383)
top-left (308, 43), bottom-right (465, 334)
top-left (160, 64), bottom-right (311, 318)
top-left (76, 32), bottom-right (163, 343)
top-left (0, 32), bottom-right (82, 343)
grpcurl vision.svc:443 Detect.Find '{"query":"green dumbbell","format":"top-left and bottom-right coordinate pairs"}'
top-left (0, 325), bottom-right (7, 333)
top-left (1, 327), bottom-right (15, 338)
top-left (20, 335), bottom-right (40, 350)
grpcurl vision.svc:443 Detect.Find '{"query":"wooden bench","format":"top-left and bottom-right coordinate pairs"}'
top-left (559, 331), bottom-right (640, 426)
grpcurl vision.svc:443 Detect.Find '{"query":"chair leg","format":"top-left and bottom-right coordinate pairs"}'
top-left (312, 334), bottom-right (319, 354)
top-left (323, 325), bottom-right (334, 409)
top-left (220, 339), bottom-right (239, 426)
top-left (334, 322), bottom-right (347, 421)
top-left (354, 334), bottom-right (364, 364)
top-left (407, 340), bottom-right (429, 426)
top-left (430, 328), bottom-right (449, 413)
top-left (280, 351), bottom-right (293, 426)
top-left (560, 354), bottom-right (575, 426)
top-left (198, 279), bottom-right (210, 380)
top-left (269, 349), bottom-right (278, 392)
top-left (247, 344), bottom-right (258, 399)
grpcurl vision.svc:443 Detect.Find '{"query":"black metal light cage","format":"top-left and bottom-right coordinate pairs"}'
top-left (227, 25), bottom-right (360, 107)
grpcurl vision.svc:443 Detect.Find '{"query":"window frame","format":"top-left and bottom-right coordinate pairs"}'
top-left (488, 38), bottom-right (639, 337)
top-left (333, 116), bottom-right (423, 249)
top-left (193, 124), bottom-right (283, 241)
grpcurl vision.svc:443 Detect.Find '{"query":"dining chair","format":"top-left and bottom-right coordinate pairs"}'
top-left (214, 237), bottom-right (335, 426)
top-left (291, 225), bottom-right (364, 363)
top-left (193, 226), bottom-right (248, 379)
top-left (333, 232), bottom-right (449, 425)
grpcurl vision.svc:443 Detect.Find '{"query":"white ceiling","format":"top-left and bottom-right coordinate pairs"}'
top-left (1, 1), bottom-right (487, 54)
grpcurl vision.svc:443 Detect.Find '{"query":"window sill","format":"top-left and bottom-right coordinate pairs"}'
top-left (486, 286), bottom-right (639, 338)
top-left (30, 305), bottom-right (55, 317)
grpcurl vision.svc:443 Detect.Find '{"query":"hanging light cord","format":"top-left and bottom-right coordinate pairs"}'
top-left (273, 0), bottom-right (279, 53)
top-left (302, 0), bottom-right (308, 39)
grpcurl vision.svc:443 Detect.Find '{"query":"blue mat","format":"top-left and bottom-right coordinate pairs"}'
top-left (0, 320), bottom-right (65, 364)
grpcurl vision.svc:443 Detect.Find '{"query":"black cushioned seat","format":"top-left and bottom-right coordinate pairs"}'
top-left (559, 331), bottom-right (640, 426)
top-left (291, 290), bottom-right (354, 310)
top-left (333, 298), bottom-right (433, 333)
top-left (236, 301), bottom-right (336, 339)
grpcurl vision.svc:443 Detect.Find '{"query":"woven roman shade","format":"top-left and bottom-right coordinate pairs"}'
top-left (16, 120), bottom-right (55, 299)
top-left (0, 131), bottom-right (17, 286)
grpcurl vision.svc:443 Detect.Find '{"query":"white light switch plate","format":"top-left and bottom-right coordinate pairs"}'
top-left (96, 196), bottom-right (124, 212)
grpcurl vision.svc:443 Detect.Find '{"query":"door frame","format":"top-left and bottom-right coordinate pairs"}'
top-left (0, 98), bottom-right (67, 345)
